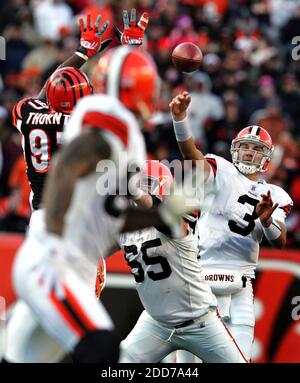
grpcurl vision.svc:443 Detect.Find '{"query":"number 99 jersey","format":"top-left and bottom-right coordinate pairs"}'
top-left (199, 154), bottom-right (293, 277)
top-left (12, 98), bottom-right (70, 210)
top-left (118, 227), bottom-right (217, 327)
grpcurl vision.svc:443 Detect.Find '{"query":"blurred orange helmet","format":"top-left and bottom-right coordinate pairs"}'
top-left (92, 46), bottom-right (159, 119)
top-left (141, 160), bottom-right (173, 201)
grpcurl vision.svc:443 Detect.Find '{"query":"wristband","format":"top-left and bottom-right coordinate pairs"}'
top-left (75, 50), bottom-right (88, 61)
top-left (173, 116), bottom-right (193, 142)
top-left (263, 221), bottom-right (282, 241)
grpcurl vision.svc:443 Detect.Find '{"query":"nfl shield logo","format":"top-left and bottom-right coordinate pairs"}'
top-left (249, 184), bottom-right (258, 196)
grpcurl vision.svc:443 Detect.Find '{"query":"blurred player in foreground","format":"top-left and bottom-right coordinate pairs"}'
top-left (170, 91), bottom-right (293, 362)
top-left (117, 160), bottom-right (247, 363)
top-left (3, 11), bottom-right (198, 363)
top-left (4, 12), bottom-right (112, 364)
top-left (8, 93), bottom-right (197, 363)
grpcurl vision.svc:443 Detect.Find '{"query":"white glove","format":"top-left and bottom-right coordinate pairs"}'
top-left (30, 232), bottom-right (68, 294)
top-left (36, 231), bottom-right (67, 266)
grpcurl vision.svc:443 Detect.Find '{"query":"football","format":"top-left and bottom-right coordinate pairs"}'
top-left (171, 42), bottom-right (203, 73)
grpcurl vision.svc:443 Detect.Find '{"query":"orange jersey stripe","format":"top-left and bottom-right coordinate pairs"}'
top-left (12, 98), bottom-right (30, 128)
top-left (50, 289), bottom-right (84, 337)
top-left (63, 285), bottom-right (98, 332)
top-left (82, 111), bottom-right (128, 147)
top-left (205, 157), bottom-right (217, 175)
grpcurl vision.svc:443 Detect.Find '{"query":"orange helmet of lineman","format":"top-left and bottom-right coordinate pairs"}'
top-left (92, 46), bottom-right (159, 120)
top-left (140, 160), bottom-right (173, 201)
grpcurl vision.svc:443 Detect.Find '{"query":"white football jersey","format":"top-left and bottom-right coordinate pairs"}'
top-left (118, 226), bottom-right (217, 326)
top-left (198, 155), bottom-right (293, 277)
top-left (31, 95), bottom-right (146, 282)
top-left (64, 94), bottom-right (146, 174)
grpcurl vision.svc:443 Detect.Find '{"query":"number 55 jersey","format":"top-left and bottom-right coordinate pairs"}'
top-left (119, 227), bottom-right (217, 327)
top-left (12, 98), bottom-right (69, 210)
top-left (199, 154), bottom-right (293, 277)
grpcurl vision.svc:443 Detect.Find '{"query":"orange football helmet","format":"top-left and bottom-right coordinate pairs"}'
top-left (141, 160), bottom-right (173, 201)
top-left (92, 46), bottom-right (159, 119)
top-left (46, 67), bottom-right (93, 114)
top-left (231, 125), bottom-right (274, 174)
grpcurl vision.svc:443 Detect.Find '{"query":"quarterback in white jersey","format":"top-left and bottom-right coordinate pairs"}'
top-left (170, 91), bottom-right (293, 362)
top-left (198, 153), bottom-right (292, 276)
top-left (118, 160), bottom-right (247, 363)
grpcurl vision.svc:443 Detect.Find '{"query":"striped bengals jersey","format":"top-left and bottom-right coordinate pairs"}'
top-left (12, 98), bottom-right (70, 210)
top-left (118, 226), bottom-right (217, 326)
top-left (198, 154), bottom-right (293, 277)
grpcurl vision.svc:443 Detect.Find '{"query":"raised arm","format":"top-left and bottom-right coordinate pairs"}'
top-left (169, 91), bottom-right (212, 181)
top-left (37, 14), bottom-right (111, 101)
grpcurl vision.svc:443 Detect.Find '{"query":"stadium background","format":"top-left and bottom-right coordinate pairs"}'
top-left (0, 0), bottom-right (299, 362)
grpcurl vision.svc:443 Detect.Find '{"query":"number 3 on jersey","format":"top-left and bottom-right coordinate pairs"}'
top-left (29, 129), bottom-right (64, 172)
top-left (123, 239), bottom-right (172, 283)
top-left (228, 194), bottom-right (259, 236)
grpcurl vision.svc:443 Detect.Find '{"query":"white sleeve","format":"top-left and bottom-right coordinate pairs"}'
top-left (204, 154), bottom-right (234, 191)
top-left (204, 154), bottom-right (217, 188)
top-left (271, 186), bottom-right (293, 224)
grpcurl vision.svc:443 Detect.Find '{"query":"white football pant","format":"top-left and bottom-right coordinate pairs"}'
top-left (119, 309), bottom-right (248, 363)
top-left (176, 282), bottom-right (255, 363)
top-left (7, 234), bottom-right (113, 361)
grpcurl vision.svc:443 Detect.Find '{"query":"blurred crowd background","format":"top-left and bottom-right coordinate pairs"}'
top-left (0, 0), bottom-right (299, 247)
